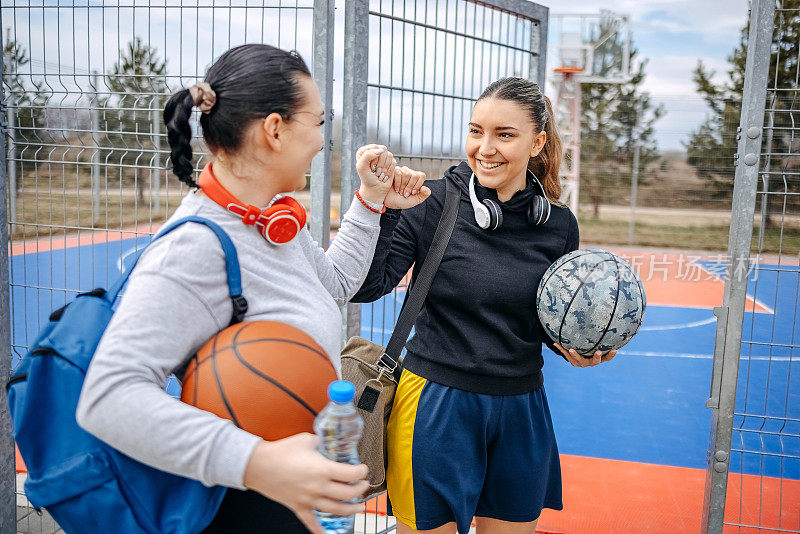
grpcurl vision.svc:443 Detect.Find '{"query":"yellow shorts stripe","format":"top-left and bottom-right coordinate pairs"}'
top-left (386, 369), bottom-right (427, 530)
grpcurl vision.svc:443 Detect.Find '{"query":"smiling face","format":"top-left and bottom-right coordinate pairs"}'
top-left (465, 97), bottom-right (546, 201)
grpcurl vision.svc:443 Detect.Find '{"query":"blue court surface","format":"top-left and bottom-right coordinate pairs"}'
top-left (8, 236), bottom-right (800, 483)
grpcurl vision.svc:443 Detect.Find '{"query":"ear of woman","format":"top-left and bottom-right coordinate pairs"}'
top-left (530, 131), bottom-right (546, 158)
top-left (262, 113), bottom-right (284, 147)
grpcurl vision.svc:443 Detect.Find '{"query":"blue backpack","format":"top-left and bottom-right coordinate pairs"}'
top-left (7, 216), bottom-right (250, 534)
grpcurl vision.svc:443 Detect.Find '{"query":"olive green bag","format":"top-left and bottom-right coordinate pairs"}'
top-left (341, 178), bottom-right (459, 500)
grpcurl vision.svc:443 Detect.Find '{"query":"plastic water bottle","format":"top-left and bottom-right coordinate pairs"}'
top-left (314, 380), bottom-right (364, 534)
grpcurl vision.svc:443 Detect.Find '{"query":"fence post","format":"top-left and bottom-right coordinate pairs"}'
top-left (757, 92), bottom-right (776, 248)
top-left (628, 99), bottom-right (642, 246)
top-left (310, 0), bottom-right (334, 249)
top-left (0, 46), bottom-right (18, 534)
top-left (7, 93), bottom-right (15, 227)
top-left (152, 99), bottom-right (162, 216)
top-left (91, 71), bottom-right (101, 224)
top-left (527, 4), bottom-right (549, 86)
top-left (5, 54), bottom-right (16, 227)
top-left (341, 0), bottom-right (369, 343)
top-left (701, 0), bottom-right (775, 532)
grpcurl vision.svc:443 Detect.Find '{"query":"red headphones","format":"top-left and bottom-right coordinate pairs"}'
top-left (197, 162), bottom-right (307, 245)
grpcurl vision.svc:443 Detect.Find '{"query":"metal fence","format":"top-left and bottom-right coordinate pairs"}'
top-left (2, 1), bottom-right (335, 242)
top-left (1, 0), bottom-right (548, 532)
top-left (340, 1), bottom-right (547, 530)
top-left (0, 1), bottom-right (336, 532)
top-left (341, 0), bottom-right (548, 342)
top-left (703, 0), bottom-right (800, 532)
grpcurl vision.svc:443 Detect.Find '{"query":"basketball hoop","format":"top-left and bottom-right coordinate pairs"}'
top-left (554, 66), bottom-right (584, 74)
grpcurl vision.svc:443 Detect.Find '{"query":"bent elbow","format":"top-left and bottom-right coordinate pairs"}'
top-left (350, 284), bottom-right (378, 303)
top-left (352, 275), bottom-right (398, 303)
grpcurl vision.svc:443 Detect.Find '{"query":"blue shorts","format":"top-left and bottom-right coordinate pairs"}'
top-left (386, 370), bottom-right (563, 533)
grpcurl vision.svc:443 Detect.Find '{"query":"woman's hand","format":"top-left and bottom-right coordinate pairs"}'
top-left (355, 144), bottom-right (396, 205)
top-left (384, 166), bottom-right (430, 209)
top-left (554, 344), bottom-right (617, 367)
top-left (243, 433), bottom-right (369, 534)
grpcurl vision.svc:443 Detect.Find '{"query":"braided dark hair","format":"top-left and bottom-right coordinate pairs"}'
top-left (163, 90), bottom-right (196, 186)
top-left (163, 44), bottom-right (312, 187)
top-left (478, 77), bottom-right (563, 202)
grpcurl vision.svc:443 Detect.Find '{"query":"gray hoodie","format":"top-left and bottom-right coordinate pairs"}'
top-left (77, 191), bottom-right (380, 489)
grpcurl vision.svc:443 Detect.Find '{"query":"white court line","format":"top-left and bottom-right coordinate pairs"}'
top-left (622, 351), bottom-right (799, 361)
top-left (640, 317), bottom-right (717, 331)
top-left (744, 296), bottom-right (775, 315)
top-left (116, 246), bottom-right (144, 273)
top-left (695, 260), bottom-right (776, 315)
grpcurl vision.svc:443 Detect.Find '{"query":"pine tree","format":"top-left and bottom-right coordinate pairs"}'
top-left (3, 29), bottom-right (51, 163)
top-left (579, 17), bottom-right (664, 218)
top-left (101, 37), bottom-right (169, 201)
top-left (686, 0), bottom-right (800, 223)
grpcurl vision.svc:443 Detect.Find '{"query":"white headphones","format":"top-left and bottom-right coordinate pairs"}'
top-left (469, 172), bottom-right (551, 230)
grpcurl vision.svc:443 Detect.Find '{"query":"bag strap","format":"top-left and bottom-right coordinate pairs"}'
top-left (106, 216), bottom-right (248, 325)
top-left (380, 178), bottom-right (459, 372)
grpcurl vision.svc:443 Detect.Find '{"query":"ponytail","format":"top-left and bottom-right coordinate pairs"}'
top-left (163, 88), bottom-right (197, 187)
top-left (528, 96), bottom-right (562, 202)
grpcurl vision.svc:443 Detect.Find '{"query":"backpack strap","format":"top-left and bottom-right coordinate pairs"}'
top-left (106, 216), bottom-right (248, 325)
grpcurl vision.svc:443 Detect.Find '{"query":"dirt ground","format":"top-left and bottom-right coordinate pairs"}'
top-left (8, 177), bottom-right (799, 256)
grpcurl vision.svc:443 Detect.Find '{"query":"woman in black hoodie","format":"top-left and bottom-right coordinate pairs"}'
top-left (351, 77), bottom-right (616, 534)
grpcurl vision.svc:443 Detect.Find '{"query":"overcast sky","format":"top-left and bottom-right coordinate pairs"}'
top-left (4, 0), bottom-right (753, 153)
top-left (536, 0), bottom-right (751, 151)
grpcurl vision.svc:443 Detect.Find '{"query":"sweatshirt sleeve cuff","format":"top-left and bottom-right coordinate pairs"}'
top-left (208, 425), bottom-right (262, 489)
top-left (379, 208), bottom-right (402, 236)
top-left (343, 195), bottom-right (382, 227)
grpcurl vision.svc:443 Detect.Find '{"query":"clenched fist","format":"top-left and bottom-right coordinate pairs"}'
top-left (385, 166), bottom-right (430, 209)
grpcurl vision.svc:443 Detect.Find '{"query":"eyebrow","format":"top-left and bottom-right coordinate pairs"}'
top-left (468, 122), bottom-right (518, 131)
top-left (300, 109), bottom-right (325, 120)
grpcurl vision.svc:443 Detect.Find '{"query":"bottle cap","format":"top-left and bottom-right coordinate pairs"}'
top-left (328, 380), bottom-right (356, 403)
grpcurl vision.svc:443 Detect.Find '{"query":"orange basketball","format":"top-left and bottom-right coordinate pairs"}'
top-left (180, 321), bottom-right (336, 441)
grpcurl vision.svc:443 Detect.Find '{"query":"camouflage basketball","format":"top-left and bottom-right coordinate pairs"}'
top-left (537, 249), bottom-right (646, 357)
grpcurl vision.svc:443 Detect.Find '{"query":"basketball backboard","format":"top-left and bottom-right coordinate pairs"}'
top-left (549, 10), bottom-right (631, 84)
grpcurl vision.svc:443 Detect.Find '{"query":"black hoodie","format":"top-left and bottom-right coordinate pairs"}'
top-left (351, 161), bottom-right (579, 395)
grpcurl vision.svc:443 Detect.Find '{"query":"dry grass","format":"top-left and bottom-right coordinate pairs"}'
top-left (579, 218), bottom-right (800, 256)
top-left (8, 156), bottom-right (799, 256)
